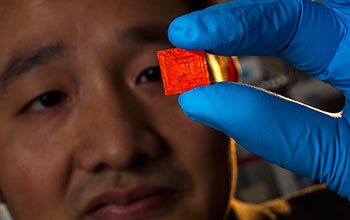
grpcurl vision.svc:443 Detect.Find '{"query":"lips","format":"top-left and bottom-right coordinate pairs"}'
top-left (84, 186), bottom-right (177, 220)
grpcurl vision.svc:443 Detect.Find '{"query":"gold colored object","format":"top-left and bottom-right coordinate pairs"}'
top-left (206, 54), bottom-right (241, 83)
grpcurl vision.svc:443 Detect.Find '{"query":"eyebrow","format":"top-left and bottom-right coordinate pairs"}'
top-left (120, 23), bottom-right (170, 45)
top-left (0, 24), bottom-right (169, 89)
top-left (0, 42), bottom-right (64, 88)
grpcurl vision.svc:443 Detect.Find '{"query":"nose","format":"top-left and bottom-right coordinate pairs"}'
top-left (73, 89), bottom-right (163, 172)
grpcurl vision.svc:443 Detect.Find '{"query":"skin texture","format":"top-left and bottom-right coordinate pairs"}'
top-left (0, 0), bottom-right (235, 220)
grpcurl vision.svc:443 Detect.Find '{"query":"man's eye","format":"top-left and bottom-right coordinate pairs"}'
top-left (24, 91), bottom-right (67, 111)
top-left (136, 66), bottom-right (162, 84)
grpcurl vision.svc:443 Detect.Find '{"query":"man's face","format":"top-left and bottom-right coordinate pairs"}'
top-left (0, 0), bottom-right (234, 219)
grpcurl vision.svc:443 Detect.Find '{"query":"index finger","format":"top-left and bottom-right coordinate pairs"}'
top-left (168, 0), bottom-right (344, 76)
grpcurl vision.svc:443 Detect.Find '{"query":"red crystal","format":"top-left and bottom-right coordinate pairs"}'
top-left (157, 48), bottom-right (210, 96)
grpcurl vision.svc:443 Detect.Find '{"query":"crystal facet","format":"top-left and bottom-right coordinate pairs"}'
top-left (157, 48), bottom-right (210, 96)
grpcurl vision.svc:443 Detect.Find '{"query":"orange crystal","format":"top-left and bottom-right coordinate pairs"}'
top-left (157, 48), bottom-right (210, 96)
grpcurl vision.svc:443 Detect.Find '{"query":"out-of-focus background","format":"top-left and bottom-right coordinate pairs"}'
top-left (234, 55), bottom-right (343, 203)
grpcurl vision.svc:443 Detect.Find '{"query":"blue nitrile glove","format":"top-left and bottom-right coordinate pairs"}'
top-left (168, 0), bottom-right (350, 200)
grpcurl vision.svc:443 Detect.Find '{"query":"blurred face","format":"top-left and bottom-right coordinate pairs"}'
top-left (0, 0), bottom-right (234, 220)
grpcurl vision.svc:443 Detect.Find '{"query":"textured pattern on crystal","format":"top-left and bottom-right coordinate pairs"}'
top-left (157, 48), bottom-right (210, 95)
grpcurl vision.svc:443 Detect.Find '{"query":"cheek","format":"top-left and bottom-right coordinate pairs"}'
top-left (150, 95), bottom-right (231, 173)
top-left (0, 127), bottom-right (71, 218)
top-left (168, 110), bottom-right (233, 217)
top-left (147, 94), bottom-right (232, 180)
top-left (173, 122), bottom-right (232, 194)
top-left (0, 103), bottom-right (78, 196)
top-left (147, 95), bottom-right (233, 216)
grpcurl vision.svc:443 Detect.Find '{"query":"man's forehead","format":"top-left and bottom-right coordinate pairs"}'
top-left (0, 0), bottom-right (188, 13)
top-left (0, 0), bottom-right (188, 43)
top-left (0, 0), bottom-right (122, 7)
top-left (0, 0), bottom-right (190, 34)
top-left (0, 0), bottom-right (126, 16)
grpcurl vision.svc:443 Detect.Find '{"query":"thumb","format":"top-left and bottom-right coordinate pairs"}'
top-left (179, 82), bottom-right (350, 199)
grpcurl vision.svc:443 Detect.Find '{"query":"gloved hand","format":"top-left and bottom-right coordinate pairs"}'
top-left (168, 0), bottom-right (350, 200)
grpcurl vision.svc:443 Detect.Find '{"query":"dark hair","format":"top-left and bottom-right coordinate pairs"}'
top-left (187, 0), bottom-right (216, 10)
